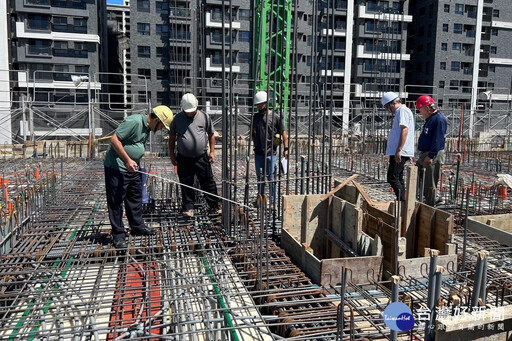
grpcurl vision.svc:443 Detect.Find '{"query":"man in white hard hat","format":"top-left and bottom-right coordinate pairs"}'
top-left (104, 105), bottom-right (173, 249)
top-left (169, 93), bottom-right (221, 218)
top-left (381, 92), bottom-right (415, 201)
top-left (252, 90), bottom-right (289, 205)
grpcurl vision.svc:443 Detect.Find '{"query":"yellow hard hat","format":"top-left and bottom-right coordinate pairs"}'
top-left (153, 105), bottom-right (173, 130)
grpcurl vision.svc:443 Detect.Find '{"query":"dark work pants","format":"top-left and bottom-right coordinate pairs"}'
top-left (417, 150), bottom-right (445, 206)
top-left (387, 156), bottom-right (410, 201)
top-left (176, 153), bottom-right (220, 211)
top-left (104, 166), bottom-right (145, 236)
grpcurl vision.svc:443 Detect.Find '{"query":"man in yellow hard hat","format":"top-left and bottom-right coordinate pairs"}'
top-left (104, 106), bottom-right (173, 249)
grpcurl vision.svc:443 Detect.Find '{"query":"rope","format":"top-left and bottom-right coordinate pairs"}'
top-left (135, 169), bottom-right (253, 210)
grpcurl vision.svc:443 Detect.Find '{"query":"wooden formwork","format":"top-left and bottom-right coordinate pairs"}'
top-left (281, 175), bottom-right (457, 286)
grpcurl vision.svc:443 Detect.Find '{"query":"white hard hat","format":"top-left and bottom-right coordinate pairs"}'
top-left (181, 93), bottom-right (198, 113)
top-left (381, 92), bottom-right (399, 106)
top-left (254, 91), bottom-right (268, 105)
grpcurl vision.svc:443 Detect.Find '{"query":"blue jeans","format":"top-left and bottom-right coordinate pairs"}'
top-left (255, 154), bottom-right (278, 203)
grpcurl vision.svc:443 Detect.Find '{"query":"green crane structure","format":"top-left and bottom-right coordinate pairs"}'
top-left (253, 0), bottom-right (293, 116)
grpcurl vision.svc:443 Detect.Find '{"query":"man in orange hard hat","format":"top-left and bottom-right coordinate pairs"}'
top-left (416, 95), bottom-right (447, 206)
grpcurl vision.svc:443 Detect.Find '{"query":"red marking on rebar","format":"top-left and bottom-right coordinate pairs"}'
top-left (499, 186), bottom-right (507, 200)
top-left (107, 262), bottom-right (162, 340)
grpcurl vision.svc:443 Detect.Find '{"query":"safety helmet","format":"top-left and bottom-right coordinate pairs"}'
top-left (152, 105), bottom-right (173, 130)
top-left (416, 95), bottom-right (435, 110)
top-left (381, 92), bottom-right (399, 106)
top-left (254, 91), bottom-right (268, 105)
top-left (181, 93), bottom-right (198, 113)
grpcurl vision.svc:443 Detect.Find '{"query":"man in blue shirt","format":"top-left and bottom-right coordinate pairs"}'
top-left (416, 95), bottom-right (447, 206)
top-left (382, 92), bottom-right (415, 201)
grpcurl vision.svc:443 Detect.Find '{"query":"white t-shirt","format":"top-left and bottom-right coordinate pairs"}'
top-left (385, 105), bottom-right (415, 157)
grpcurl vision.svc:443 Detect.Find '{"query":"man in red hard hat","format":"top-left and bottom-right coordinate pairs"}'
top-left (416, 95), bottom-right (447, 206)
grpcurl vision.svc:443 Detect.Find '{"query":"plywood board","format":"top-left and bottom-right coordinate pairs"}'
top-left (397, 254), bottom-right (457, 279)
top-left (283, 195), bottom-right (306, 241)
top-left (468, 218), bottom-right (512, 247)
top-left (320, 256), bottom-right (383, 285)
top-left (363, 201), bottom-right (395, 226)
top-left (416, 204), bottom-right (435, 256)
top-left (433, 209), bottom-right (454, 252)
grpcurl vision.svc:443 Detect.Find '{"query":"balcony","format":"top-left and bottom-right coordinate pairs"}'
top-left (16, 22), bottom-right (99, 43)
top-left (205, 12), bottom-right (241, 29)
top-left (321, 28), bottom-right (346, 37)
top-left (356, 45), bottom-right (410, 60)
top-left (358, 5), bottom-right (412, 22)
top-left (205, 57), bottom-right (240, 73)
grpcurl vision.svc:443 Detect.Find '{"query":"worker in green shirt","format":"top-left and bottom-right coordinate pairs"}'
top-left (104, 106), bottom-right (173, 249)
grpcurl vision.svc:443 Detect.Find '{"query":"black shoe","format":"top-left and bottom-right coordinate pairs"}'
top-left (113, 235), bottom-right (127, 249)
top-left (131, 226), bottom-right (156, 236)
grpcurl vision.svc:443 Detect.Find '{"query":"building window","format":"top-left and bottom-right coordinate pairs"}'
top-left (239, 52), bottom-right (250, 63)
top-left (490, 46), bottom-right (497, 54)
top-left (489, 65), bottom-right (495, 72)
top-left (455, 4), bottom-right (464, 15)
top-left (444, 4), bottom-right (450, 13)
top-left (442, 24), bottom-right (448, 32)
top-left (137, 23), bottom-right (150, 35)
top-left (440, 62), bottom-right (446, 70)
top-left (239, 31), bottom-right (251, 42)
top-left (156, 1), bottom-right (168, 13)
top-left (28, 39), bottom-right (51, 56)
top-left (492, 28), bottom-right (498, 36)
top-left (450, 80), bottom-right (459, 90)
top-left (156, 69), bottom-right (168, 80)
top-left (75, 65), bottom-right (89, 73)
top-left (239, 9), bottom-right (250, 20)
top-left (452, 43), bottom-right (461, 52)
top-left (73, 42), bottom-right (89, 58)
top-left (73, 18), bottom-right (87, 33)
top-left (453, 23), bottom-right (462, 34)
top-left (493, 9), bottom-right (499, 18)
top-left (138, 68), bottom-right (151, 79)
top-left (53, 41), bottom-right (68, 56)
top-left (138, 91), bottom-right (147, 103)
top-left (439, 81), bottom-right (445, 88)
top-left (441, 43), bottom-right (447, 51)
top-left (52, 17), bottom-right (68, 32)
top-left (156, 24), bottom-right (169, 36)
top-left (138, 45), bottom-right (150, 58)
top-left (27, 14), bottom-right (50, 30)
top-left (53, 64), bottom-right (69, 81)
top-left (451, 61), bottom-right (460, 71)
top-left (137, 0), bottom-right (150, 12)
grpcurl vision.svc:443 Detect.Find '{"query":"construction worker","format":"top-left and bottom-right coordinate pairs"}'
top-left (382, 92), bottom-right (415, 201)
top-left (416, 95), bottom-right (447, 206)
top-left (104, 106), bottom-right (173, 249)
top-left (169, 93), bottom-right (222, 218)
top-left (252, 91), bottom-right (289, 205)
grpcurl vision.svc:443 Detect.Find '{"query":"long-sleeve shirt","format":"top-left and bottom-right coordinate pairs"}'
top-left (418, 111), bottom-right (447, 159)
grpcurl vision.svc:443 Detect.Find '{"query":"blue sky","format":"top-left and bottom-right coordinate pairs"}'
top-left (107, 0), bottom-right (124, 4)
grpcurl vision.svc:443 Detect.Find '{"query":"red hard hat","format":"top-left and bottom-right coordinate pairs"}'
top-left (416, 95), bottom-right (435, 110)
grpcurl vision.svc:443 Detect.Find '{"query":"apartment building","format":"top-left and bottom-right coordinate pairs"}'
top-left (407, 0), bottom-right (512, 136)
top-left (107, 0), bottom-right (412, 135)
top-left (5, 0), bottom-right (107, 142)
